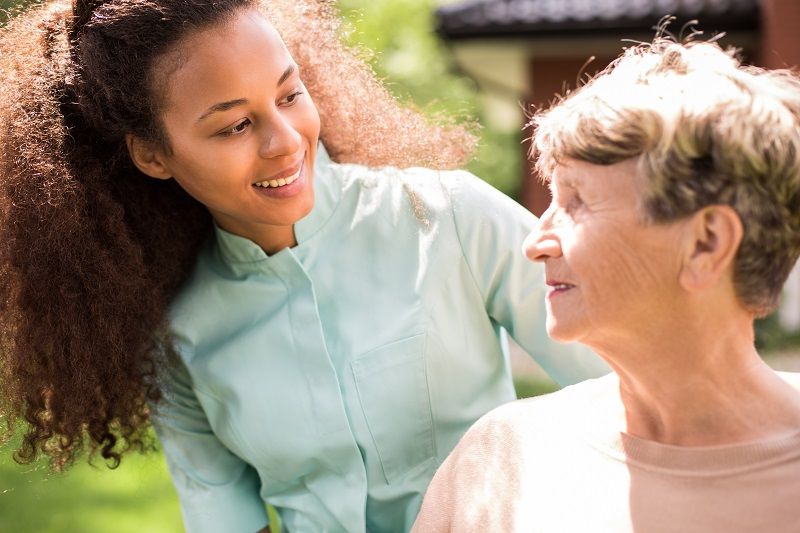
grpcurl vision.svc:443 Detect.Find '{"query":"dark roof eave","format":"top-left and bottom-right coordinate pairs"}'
top-left (436, 13), bottom-right (760, 42)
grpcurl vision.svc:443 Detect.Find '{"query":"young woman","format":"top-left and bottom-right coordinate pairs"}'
top-left (0, 1), bottom-right (607, 531)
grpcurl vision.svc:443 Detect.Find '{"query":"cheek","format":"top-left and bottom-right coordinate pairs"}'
top-left (576, 227), bottom-right (677, 308)
top-left (293, 96), bottom-right (321, 141)
top-left (167, 149), bottom-right (243, 209)
top-left (171, 156), bottom-right (224, 194)
top-left (304, 103), bottom-right (321, 141)
top-left (170, 135), bottom-right (245, 181)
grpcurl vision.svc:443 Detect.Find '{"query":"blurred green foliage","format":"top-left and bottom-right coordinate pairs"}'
top-left (756, 313), bottom-right (800, 352)
top-left (0, 437), bottom-right (183, 533)
top-left (0, 0), bottom-right (32, 23)
top-left (514, 377), bottom-right (559, 399)
top-left (336, 0), bottom-right (522, 197)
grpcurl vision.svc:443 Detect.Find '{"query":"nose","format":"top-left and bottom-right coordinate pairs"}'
top-left (523, 205), bottom-right (562, 262)
top-left (258, 114), bottom-right (302, 159)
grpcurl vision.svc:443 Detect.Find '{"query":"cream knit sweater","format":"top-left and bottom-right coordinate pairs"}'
top-left (413, 374), bottom-right (800, 533)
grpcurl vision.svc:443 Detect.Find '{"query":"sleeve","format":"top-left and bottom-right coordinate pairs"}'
top-left (446, 171), bottom-right (610, 386)
top-left (412, 410), bottom-right (524, 533)
top-left (151, 349), bottom-right (269, 533)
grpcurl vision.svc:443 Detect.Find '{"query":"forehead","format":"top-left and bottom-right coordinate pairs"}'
top-left (552, 158), bottom-right (642, 189)
top-left (550, 158), bottom-right (648, 211)
top-left (157, 9), bottom-right (292, 112)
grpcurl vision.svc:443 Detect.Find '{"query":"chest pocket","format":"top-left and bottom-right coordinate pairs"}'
top-left (351, 333), bottom-right (435, 484)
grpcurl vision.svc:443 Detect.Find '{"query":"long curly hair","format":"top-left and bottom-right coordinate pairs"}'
top-left (0, 0), bottom-right (476, 469)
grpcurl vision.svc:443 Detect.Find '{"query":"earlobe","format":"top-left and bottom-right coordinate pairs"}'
top-left (679, 205), bottom-right (743, 293)
top-left (125, 134), bottom-right (172, 180)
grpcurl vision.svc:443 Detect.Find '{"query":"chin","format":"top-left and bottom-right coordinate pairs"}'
top-left (278, 184), bottom-right (315, 222)
top-left (294, 192), bottom-right (315, 220)
top-left (546, 318), bottom-right (581, 343)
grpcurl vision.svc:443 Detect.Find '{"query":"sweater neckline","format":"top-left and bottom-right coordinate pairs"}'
top-left (597, 428), bottom-right (800, 476)
top-left (577, 375), bottom-right (800, 476)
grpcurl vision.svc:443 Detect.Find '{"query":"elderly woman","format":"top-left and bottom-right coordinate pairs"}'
top-left (413, 38), bottom-right (800, 532)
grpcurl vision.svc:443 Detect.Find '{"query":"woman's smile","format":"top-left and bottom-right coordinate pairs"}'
top-left (252, 155), bottom-right (307, 199)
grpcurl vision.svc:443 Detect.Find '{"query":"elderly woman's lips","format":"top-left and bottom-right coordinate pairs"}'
top-left (547, 282), bottom-right (576, 297)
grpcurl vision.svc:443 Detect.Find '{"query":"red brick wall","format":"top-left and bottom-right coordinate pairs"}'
top-left (759, 0), bottom-right (800, 69)
top-left (521, 56), bottom-right (613, 217)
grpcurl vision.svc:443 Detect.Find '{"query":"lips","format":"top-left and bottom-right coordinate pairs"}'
top-left (250, 156), bottom-right (310, 200)
top-left (253, 157), bottom-right (304, 189)
top-left (546, 280), bottom-right (576, 295)
top-left (253, 169), bottom-right (301, 189)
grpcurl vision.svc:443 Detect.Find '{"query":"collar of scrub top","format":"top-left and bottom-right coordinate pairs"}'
top-left (212, 141), bottom-right (342, 265)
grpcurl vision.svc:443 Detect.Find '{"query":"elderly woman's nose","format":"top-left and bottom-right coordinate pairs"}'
top-left (524, 234), bottom-right (561, 262)
top-left (523, 216), bottom-right (562, 262)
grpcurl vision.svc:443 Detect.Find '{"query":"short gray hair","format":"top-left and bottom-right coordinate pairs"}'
top-left (530, 39), bottom-right (800, 316)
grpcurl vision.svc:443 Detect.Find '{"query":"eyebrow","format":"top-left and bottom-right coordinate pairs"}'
top-left (196, 64), bottom-right (297, 122)
top-left (554, 172), bottom-right (578, 188)
top-left (277, 64), bottom-right (296, 87)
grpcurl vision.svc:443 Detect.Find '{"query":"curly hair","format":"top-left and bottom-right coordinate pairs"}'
top-left (530, 38), bottom-right (800, 317)
top-left (0, 0), bottom-right (476, 469)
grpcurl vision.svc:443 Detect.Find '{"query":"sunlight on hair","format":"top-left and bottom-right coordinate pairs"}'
top-left (530, 36), bottom-right (800, 317)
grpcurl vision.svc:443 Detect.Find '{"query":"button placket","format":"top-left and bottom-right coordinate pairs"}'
top-left (270, 251), bottom-right (370, 532)
top-left (271, 251), bottom-right (349, 437)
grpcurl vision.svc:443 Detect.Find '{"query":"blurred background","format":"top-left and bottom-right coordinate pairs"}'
top-left (1, 0), bottom-right (799, 531)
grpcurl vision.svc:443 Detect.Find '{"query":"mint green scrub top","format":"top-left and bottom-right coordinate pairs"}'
top-left (153, 146), bottom-right (609, 533)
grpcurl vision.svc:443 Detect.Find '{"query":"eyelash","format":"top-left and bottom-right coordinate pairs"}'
top-left (552, 189), bottom-right (582, 214)
top-left (219, 118), bottom-right (251, 137)
top-left (567, 193), bottom-right (583, 211)
top-left (217, 90), bottom-right (305, 137)
top-left (282, 90), bottom-right (304, 105)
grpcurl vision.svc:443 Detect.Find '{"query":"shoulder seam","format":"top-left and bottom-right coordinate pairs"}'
top-left (443, 171), bottom-right (486, 303)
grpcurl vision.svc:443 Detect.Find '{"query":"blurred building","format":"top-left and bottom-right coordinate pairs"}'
top-left (436, 0), bottom-right (800, 329)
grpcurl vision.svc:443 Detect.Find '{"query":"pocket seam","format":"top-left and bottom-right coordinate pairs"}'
top-left (351, 333), bottom-right (435, 484)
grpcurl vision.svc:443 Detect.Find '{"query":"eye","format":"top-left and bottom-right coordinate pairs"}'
top-left (219, 118), bottom-right (251, 137)
top-left (280, 90), bottom-right (304, 106)
top-left (552, 186), bottom-right (583, 216)
top-left (566, 192), bottom-right (583, 212)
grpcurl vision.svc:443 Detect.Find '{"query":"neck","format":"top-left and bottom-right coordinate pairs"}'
top-left (249, 224), bottom-right (297, 255)
top-left (589, 308), bottom-right (800, 446)
top-left (213, 216), bottom-right (297, 256)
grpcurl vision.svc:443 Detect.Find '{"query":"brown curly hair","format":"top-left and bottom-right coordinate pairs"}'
top-left (0, 0), bottom-right (476, 469)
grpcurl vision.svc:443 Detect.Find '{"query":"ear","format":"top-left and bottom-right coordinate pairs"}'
top-left (125, 134), bottom-right (172, 180)
top-left (678, 205), bottom-right (743, 293)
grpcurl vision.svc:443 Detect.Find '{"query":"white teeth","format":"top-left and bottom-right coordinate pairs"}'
top-left (254, 170), bottom-right (301, 188)
top-left (552, 284), bottom-right (572, 290)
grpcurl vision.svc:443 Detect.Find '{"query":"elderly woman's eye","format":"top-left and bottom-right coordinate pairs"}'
top-left (565, 193), bottom-right (583, 212)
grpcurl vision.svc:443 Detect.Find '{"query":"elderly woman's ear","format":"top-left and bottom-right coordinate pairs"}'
top-left (679, 205), bottom-right (744, 295)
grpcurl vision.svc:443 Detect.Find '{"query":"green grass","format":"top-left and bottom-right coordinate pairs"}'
top-left (0, 378), bottom-right (551, 532)
top-left (514, 376), bottom-right (560, 399)
top-left (0, 444), bottom-right (182, 533)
